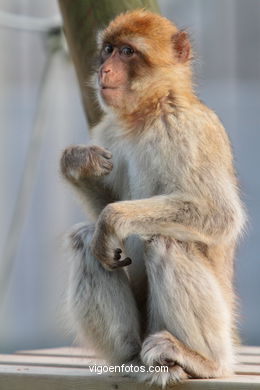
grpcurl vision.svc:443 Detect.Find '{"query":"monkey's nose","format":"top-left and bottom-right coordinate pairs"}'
top-left (101, 67), bottom-right (111, 75)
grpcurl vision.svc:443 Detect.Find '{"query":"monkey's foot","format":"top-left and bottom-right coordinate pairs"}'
top-left (140, 331), bottom-right (188, 386)
top-left (139, 365), bottom-right (188, 387)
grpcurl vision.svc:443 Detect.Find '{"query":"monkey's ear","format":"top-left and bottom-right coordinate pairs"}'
top-left (172, 31), bottom-right (191, 63)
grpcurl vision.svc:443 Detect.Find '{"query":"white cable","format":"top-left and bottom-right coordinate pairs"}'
top-left (0, 10), bottom-right (61, 32)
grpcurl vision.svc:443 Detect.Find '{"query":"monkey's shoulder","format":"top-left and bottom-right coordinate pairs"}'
top-left (171, 103), bottom-right (225, 135)
top-left (163, 102), bottom-right (234, 163)
top-left (183, 102), bottom-right (230, 142)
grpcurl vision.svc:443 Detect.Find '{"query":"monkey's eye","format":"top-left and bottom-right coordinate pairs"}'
top-left (121, 46), bottom-right (134, 57)
top-left (102, 44), bottom-right (113, 56)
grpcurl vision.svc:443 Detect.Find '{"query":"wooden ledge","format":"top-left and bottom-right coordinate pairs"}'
top-left (0, 346), bottom-right (260, 389)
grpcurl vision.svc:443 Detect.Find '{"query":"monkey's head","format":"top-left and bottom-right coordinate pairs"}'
top-left (96, 9), bottom-right (193, 118)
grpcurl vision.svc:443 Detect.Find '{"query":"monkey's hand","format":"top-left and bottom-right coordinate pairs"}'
top-left (60, 145), bottom-right (113, 182)
top-left (90, 212), bottom-right (132, 271)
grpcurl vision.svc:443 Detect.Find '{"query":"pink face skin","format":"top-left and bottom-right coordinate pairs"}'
top-left (98, 43), bottom-right (137, 108)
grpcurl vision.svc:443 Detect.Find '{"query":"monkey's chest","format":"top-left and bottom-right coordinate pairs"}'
top-left (123, 146), bottom-right (177, 199)
top-left (101, 130), bottom-right (181, 200)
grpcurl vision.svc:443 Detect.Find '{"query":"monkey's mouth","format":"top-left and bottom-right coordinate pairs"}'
top-left (100, 86), bottom-right (119, 100)
top-left (100, 85), bottom-right (118, 90)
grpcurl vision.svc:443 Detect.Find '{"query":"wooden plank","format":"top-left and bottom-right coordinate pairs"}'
top-left (0, 354), bottom-right (106, 368)
top-left (239, 346), bottom-right (260, 356)
top-left (5, 352), bottom-right (260, 370)
top-left (0, 364), bottom-right (107, 377)
top-left (17, 345), bottom-right (260, 357)
top-left (15, 347), bottom-right (97, 358)
top-left (1, 364), bottom-right (260, 390)
top-left (235, 365), bottom-right (260, 376)
top-left (1, 346), bottom-right (260, 389)
top-left (238, 355), bottom-right (260, 365)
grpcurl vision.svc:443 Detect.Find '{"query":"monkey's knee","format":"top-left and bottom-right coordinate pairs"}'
top-left (144, 240), bottom-right (234, 371)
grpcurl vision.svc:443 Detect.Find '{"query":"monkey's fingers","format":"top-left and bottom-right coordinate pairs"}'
top-left (111, 257), bottom-right (132, 269)
top-left (92, 145), bottom-right (112, 160)
top-left (101, 150), bottom-right (113, 160)
top-left (100, 160), bottom-right (113, 173)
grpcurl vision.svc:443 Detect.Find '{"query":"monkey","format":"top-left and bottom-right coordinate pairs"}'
top-left (60, 9), bottom-right (246, 387)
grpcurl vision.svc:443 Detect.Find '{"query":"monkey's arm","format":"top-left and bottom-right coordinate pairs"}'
top-left (91, 191), bottom-right (244, 269)
top-left (60, 145), bottom-right (117, 219)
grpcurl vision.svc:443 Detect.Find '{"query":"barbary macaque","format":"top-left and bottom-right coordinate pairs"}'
top-left (60, 9), bottom-right (246, 386)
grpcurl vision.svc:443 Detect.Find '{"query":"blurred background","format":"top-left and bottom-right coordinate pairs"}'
top-left (0, 0), bottom-right (259, 353)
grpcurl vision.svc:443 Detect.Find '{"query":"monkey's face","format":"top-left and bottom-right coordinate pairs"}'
top-left (98, 43), bottom-right (137, 109)
top-left (96, 10), bottom-right (192, 115)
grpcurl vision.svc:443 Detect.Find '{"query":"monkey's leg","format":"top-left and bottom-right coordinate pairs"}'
top-left (67, 223), bottom-right (141, 364)
top-left (141, 236), bottom-right (234, 385)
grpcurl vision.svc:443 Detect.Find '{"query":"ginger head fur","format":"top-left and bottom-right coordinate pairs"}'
top-left (95, 9), bottom-right (194, 129)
